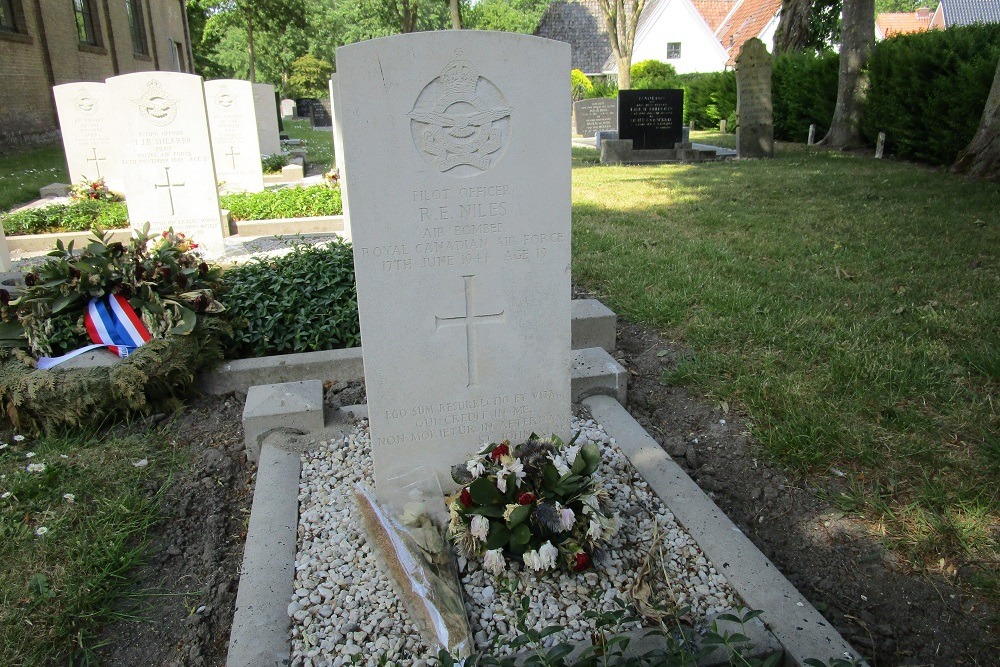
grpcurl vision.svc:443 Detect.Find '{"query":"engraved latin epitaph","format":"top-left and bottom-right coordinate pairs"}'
top-left (86, 147), bottom-right (106, 179)
top-left (154, 167), bottom-right (185, 215)
top-left (408, 56), bottom-right (512, 174)
top-left (435, 274), bottom-right (505, 387)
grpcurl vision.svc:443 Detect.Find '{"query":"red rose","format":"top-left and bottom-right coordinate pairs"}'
top-left (459, 487), bottom-right (473, 508)
top-left (490, 443), bottom-right (510, 461)
top-left (573, 552), bottom-right (592, 572)
top-left (517, 492), bottom-right (536, 505)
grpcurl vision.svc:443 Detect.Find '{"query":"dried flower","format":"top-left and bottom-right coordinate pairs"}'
top-left (470, 515), bottom-right (489, 542)
top-left (483, 548), bottom-right (506, 575)
top-left (559, 507), bottom-right (576, 532)
top-left (24, 273), bottom-right (37, 287)
top-left (490, 443), bottom-right (510, 461)
top-left (573, 552), bottom-right (592, 572)
top-left (466, 459), bottom-right (485, 479)
top-left (517, 492), bottom-right (537, 505)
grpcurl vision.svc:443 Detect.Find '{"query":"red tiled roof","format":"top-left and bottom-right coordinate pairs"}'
top-left (691, 0), bottom-right (739, 30)
top-left (876, 11), bottom-right (932, 37)
top-left (715, 0), bottom-right (782, 65)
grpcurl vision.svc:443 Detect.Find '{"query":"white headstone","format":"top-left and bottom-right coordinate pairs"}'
top-left (338, 32), bottom-right (572, 497)
top-left (329, 74), bottom-right (351, 242)
top-left (252, 83), bottom-right (282, 155)
top-left (875, 131), bottom-right (886, 159)
top-left (205, 80), bottom-right (265, 193)
top-left (0, 226), bottom-right (11, 272)
top-left (53, 83), bottom-right (124, 192)
top-left (280, 98), bottom-right (296, 117)
top-left (106, 72), bottom-right (227, 256)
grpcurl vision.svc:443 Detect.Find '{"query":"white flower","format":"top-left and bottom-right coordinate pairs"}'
top-left (559, 507), bottom-right (576, 532)
top-left (466, 459), bottom-right (485, 479)
top-left (0, 443), bottom-right (8, 450)
top-left (564, 444), bottom-right (582, 465)
top-left (63, 493), bottom-right (75, 503)
top-left (35, 526), bottom-right (48, 536)
top-left (522, 549), bottom-right (543, 571)
top-left (538, 541), bottom-right (559, 570)
top-left (26, 463), bottom-right (46, 473)
top-left (497, 458), bottom-right (526, 493)
top-left (59, 454), bottom-right (68, 459)
top-left (483, 548), bottom-right (506, 575)
top-left (1, 491), bottom-right (11, 499)
top-left (588, 518), bottom-right (602, 540)
top-left (549, 453), bottom-right (570, 477)
top-left (132, 459), bottom-right (149, 468)
top-left (13, 435), bottom-right (25, 442)
top-left (470, 515), bottom-right (490, 542)
top-left (25, 452), bottom-right (35, 459)
top-left (496, 474), bottom-right (508, 494)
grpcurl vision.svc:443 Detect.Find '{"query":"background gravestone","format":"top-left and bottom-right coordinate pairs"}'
top-left (107, 72), bottom-right (226, 256)
top-left (573, 98), bottom-right (617, 137)
top-left (294, 98), bottom-right (315, 118)
top-left (338, 31), bottom-right (572, 498)
top-left (310, 98), bottom-right (333, 128)
top-left (205, 80), bottom-right (265, 193)
top-left (281, 99), bottom-right (296, 117)
top-left (735, 38), bottom-right (774, 159)
top-left (618, 89), bottom-right (684, 149)
top-left (252, 83), bottom-right (282, 155)
top-left (53, 83), bottom-right (124, 192)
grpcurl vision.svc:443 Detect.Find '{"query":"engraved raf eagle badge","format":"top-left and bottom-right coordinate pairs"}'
top-left (134, 80), bottom-right (179, 126)
top-left (75, 88), bottom-right (97, 114)
top-left (408, 59), bottom-right (512, 175)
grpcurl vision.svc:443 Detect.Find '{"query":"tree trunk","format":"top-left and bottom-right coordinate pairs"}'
top-left (597, 0), bottom-right (646, 90)
top-left (773, 0), bottom-right (811, 54)
top-left (616, 54), bottom-right (631, 89)
top-left (952, 57), bottom-right (1000, 181)
top-left (820, 0), bottom-right (874, 148)
top-left (450, 0), bottom-right (461, 29)
top-left (247, 19), bottom-right (256, 83)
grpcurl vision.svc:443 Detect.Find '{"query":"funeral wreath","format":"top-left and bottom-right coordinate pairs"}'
top-left (448, 435), bottom-right (620, 574)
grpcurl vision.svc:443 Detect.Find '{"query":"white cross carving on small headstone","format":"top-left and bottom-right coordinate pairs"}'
top-left (86, 147), bottom-right (106, 179)
top-left (153, 166), bottom-right (186, 216)
top-left (225, 146), bottom-right (240, 169)
top-left (435, 274), bottom-right (505, 388)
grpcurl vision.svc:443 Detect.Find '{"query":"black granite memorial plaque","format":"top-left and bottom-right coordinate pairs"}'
top-left (310, 99), bottom-right (333, 127)
top-left (618, 89), bottom-right (684, 149)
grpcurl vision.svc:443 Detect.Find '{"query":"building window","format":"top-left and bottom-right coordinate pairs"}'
top-left (73, 0), bottom-right (99, 45)
top-left (125, 0), bottom-right (148, 55)
top-left (1, 0), bottom-right (20, 32)
top-left (666, 42), bottom-right (681, 59)
top-left (169, 39), bottom-right (184, 71)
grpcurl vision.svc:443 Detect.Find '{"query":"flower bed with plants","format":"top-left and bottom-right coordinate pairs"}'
top-left (291, 417), bottom-right (745, 666)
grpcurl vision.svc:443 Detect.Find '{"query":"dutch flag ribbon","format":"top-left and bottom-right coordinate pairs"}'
top-left (36, 294), bottom-right (152, 370)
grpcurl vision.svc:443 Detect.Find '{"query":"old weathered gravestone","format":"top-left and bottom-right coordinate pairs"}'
top-left (573, 98), bottom-right (617, 137)
top-left (735, 38), bottom-right (774, 159)
top-left (252, 83), bottom-right (282, 156)
top-left (53, 83), bottom-right (124, 192)
top-left (338, 32), bottom-right (572, 497)
top-left (205, 80), bottom-right (265, 193)
top-left (107, 72), bottom-right (226, 256)
top-left (618, 89), bottom-right (684, 149)
top-left (281, 99), bottom-right (296, 117)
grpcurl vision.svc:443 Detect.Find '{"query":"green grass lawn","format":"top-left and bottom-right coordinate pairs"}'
top-left (571, 144), bottom-right (1000, 591)
top-left (0, 144), bottom-right (68, 213)
top-left (283, 118), bottom-right (334, 169)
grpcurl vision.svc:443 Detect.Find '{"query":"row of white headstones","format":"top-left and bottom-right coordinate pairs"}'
top-left (46, 75), bottom-right (284, 257)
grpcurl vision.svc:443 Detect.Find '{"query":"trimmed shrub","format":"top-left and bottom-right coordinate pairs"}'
top-left (261, 153), bottom-right (290, 173)
top-left (678, 71), bottom-right (736, 129)
top-left (220, 241), bottom-right (359, 358)
top-left (771, 50), bottom-right (839, 142)
top-left (571, 69), bottom-right (594, 100)
top-left (585, 77), bottom-right (618, 99)
top-left (220, 185), bottom-right (343, 221)
top-left (631, 60), bottom-right (682, 90)
top-left (0, 200), bottom-right (128, 236)
top-left (864, 24), bottom-right (1000, 165)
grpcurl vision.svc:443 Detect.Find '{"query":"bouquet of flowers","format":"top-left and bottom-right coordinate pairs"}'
top-left (69, 177), bottom-right (122, 202)
top-left (447, 435), bottom-right (619, 575)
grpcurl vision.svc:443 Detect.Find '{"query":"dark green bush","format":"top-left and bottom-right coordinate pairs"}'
top-left (771, 50), bottom-right (839, 142)
top-left (0, 200), bottom-right (128, 236)
top-left (220, 241), bottom-right (359, 358)
top-left (630, 60), bottom-right (682, 90)
top-left (261, 153), bottom-right (290, 173)
top-left (678, 71), bottom-right (736, 129)
top-left (864, 24), bottom-right (1000, 165)
top-left (220, 185), bottom-right (343, 221)
top-left (585, 77), bottom-right (618, 99)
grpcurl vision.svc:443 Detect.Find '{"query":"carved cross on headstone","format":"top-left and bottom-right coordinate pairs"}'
top-left (225, 146), bottom-right (240, 169)
top-left (153, 166), bottom-right (186, 216)
top-left (435, 274), bottom-right (505, 387)
top-left (86, 147), bottom-right (106, 179)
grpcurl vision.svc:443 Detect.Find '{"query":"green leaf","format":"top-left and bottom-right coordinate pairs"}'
top-left (470, 505), bottom-right (504, 519)
top-left (167, 305), bottom-right (197, 335)
top-left (580, 442), bottom-right (601, 475)
top-left (29, 573), bottom-right (55, 600)
top-left (510, 523), bottom-right (531, 546)
top-left (469, 476), bottom-right (503, 506)
top-left (50, 293), bottom-right (79, 314)
top-left (505, 504), bottom-right (531, 528)
top-left (485, 522), bottom-right (509, 550)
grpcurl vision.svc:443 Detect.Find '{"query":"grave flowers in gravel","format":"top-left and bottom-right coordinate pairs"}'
top-left (0, 225), bottom-right (228, 433)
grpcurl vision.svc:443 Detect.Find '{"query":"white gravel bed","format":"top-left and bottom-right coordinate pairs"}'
top-left (291, 417), bottom-right (742, 667)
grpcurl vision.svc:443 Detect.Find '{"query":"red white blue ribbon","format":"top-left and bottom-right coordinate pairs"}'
top-left (36, 294), bottom-right (152, 370)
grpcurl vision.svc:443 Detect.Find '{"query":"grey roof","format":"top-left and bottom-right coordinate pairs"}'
top-left (535, 0), bottom-right (613, 73)
top-left (941, 0), bottom-right (1000, 26)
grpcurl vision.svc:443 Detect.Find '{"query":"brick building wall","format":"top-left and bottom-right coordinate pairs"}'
top-left (0, 0), bottom-right (193, 148)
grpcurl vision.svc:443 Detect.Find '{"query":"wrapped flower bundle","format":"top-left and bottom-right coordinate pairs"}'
top-left (447, 435), bottom-right (619, 575)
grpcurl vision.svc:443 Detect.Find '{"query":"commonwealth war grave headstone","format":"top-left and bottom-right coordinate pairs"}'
top-left (53, 83), bottom-right (124, 192)
top-left (735, 38), bottom-right (773, 159)
top-left (618, 89), bottom-right (684, 149)
top-left (205, 80), bottom-right (265, 193)
top-left (107, 72), bottom-right (227, 256)
top-left (573, 98), bottom-right (617, 137)
top-left (338, 32), bottom-right (572, 498)
top-left (252, 83), bottom-right (282, 155)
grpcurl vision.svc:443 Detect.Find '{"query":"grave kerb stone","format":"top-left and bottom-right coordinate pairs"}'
top-left (337, 31), bottom-right (572, 499)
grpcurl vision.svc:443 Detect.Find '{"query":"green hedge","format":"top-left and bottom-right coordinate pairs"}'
top-left (864, 24), bottom-right (1000, 165)
top-left (220, 185), bottom-right (343, 221)
top-left (631, 60), bottom-right (682, 90)
top-left (772, 50), bottom-right (839, 142)
top-left (0, 200), bottom-right (128, 236)
top-left (678, 71), bottom-right (737, 130)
